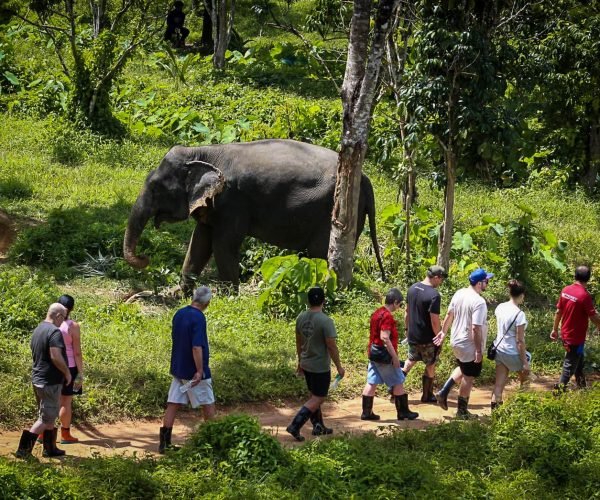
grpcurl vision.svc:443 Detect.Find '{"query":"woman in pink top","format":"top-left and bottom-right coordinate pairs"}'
top-left (58, 294), bottom-right (83, 444)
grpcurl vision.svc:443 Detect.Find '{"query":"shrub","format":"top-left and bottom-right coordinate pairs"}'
top-left (0, 267), bottom-right (58, 338)
top-left (182, 414), bottom-right (288, 477)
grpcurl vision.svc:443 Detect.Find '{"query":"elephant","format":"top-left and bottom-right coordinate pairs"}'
top-left (123, 139), bottom-right (385, 291)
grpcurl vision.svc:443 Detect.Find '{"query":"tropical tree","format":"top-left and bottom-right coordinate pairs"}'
top-left (328, 0), bottom-right (399, 286)
top-left (2, 0), bottom-right (166, 132)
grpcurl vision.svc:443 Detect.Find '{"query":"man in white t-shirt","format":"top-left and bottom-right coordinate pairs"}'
top-left (435, 268), bottom-right (492, 419)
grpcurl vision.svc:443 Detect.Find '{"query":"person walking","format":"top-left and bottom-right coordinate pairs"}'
top-left (15, 303), bottom-right (72, 459)
top-left (491, 280), bottom-right (529, 409)
top-left (57, 294), bottom-right (84, 444)
top-left (550, 265), bottom-right (600, 391)
top-left (286, 287), bottom-right (345, 441)
top-left (402, 265), bottom-right (447, 404)
top-left (159, 286), bottom-right (215, 454)
top-left (435, 268), bottom-right (492, 419)
top-left (361, 288), bottom-right (418, 422)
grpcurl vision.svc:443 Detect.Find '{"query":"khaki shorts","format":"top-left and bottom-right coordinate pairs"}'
top-left (167, 377), bottom-right (215, 408)
top-left (34, 384), bottom-right (62, 424)
top-left (407, 343), bottom-right (440, 366)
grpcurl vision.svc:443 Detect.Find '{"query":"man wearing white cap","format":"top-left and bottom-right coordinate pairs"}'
top-left (435, 268), bottom-right (493, 419)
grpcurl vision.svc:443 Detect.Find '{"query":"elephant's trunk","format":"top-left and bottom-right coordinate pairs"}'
top-left (123, 190), bottom-right (152, 269)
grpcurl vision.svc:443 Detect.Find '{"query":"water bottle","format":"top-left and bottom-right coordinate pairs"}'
top-left (179, 380), bottom-right (193, 393)
top-left (330, 373), bottom-right (343, 390)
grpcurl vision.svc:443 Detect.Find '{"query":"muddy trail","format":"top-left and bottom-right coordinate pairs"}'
top-left (0, 376), bottom-right (560, 460)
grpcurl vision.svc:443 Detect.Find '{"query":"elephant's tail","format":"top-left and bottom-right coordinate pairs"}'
top-left (364, 176), bottom-right (386, 282)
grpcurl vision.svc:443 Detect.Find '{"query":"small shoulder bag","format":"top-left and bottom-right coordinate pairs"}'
top-left (487, 312), bottom-right (519, 361)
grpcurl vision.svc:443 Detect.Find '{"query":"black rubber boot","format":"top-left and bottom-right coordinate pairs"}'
top-left (421, 375), bottom-right (437, 403)
top-left (286, 406), bottom-right (312, 442)
top-left (15, 430), bottom-right (38, 459)
top-left (490, 400), bottom-right (503, 411)
top-left (435, 390), bottom-right (448, 411)
top-left (159, 426), bottom-right (172, 454)
top-left (575, 375), bottom-right (587, 389)
top-left (360, 395), bottom-right (381, 421)
top-left (42, 428), bottom-right (65, 457)
top-left (310, 408), bottom-right (333, 436)
top-left (395, 394), bottom-right (418, 421)
top-left (456, 396), bottom-right (475, 420)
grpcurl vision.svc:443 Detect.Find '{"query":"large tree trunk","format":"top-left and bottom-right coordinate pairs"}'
top-left (583, 116), bottom-right (600, 193)
top-left (211, 0), bottom-right (235, 70)
top-left (437, 149), bottom-right (456, 271)
top-left (328, 0), bottom-right (398, 287)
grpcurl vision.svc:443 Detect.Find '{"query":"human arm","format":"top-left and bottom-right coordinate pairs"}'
top-left (325, 337), bottom-right (345, 379)
top-left (516, 324), bottom-right (529, 374)
top-left (472, 324), bottom-right (483, 363)
top-left (430, 312), bottom-right (441, 343)
top-left (590, 313), bottom-right (600, 332)
top-left (550, 309), bottom-right (562, 340)
top-left (434, 310), bottom-right (454, 346)
top-left (71, 321), bottom-right (83, 390)
top-left (50, 347), bottom-right (72, 386)
top-left (380, 330), bottom-right (401, 369)
top-left (190, 345), bottom-right (204, 386)
top-left (295, 329), bottom-right (304, 376)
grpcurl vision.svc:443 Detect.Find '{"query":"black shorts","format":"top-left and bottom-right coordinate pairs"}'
top-left (303, 369), bottom-right (331, 398)
top-left (457, 359), bottom-right (482, 378)
top-left (62, 366), bottom-right (83, 396)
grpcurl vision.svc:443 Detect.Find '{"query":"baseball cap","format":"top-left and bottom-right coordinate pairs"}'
top-left (427, 265), bottom-right (448, 279)
top-left (469, 268), bottom-right (494, 285)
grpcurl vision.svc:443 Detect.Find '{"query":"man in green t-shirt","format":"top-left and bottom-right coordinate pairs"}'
top-left (286, 287), bottom-right (345, 441)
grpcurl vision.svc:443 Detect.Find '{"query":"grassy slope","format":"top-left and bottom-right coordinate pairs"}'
top-left (1, 2), bottom-right (600, 427)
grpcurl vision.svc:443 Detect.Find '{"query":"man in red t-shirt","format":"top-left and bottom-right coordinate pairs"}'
top-left (360, 288), bottom-right (418, 421)
top-left (551, 265), bottom-right (600, 390)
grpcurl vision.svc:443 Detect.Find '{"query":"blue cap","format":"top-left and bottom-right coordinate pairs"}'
top-left (469, 268), bottom-right (493, 285)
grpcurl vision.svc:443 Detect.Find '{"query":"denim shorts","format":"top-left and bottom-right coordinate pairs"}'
top-left (366, 361), bottom-right (406, 387)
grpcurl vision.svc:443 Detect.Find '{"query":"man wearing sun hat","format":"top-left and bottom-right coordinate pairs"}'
top-left (435, 268), bottom-right (493, 419)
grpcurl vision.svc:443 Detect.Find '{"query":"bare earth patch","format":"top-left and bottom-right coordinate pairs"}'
top-left (0, 376), bottom-right (557, 460)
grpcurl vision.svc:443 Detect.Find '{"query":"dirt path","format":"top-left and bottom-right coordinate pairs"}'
top-left (0, 376), bottom-right (556, 460)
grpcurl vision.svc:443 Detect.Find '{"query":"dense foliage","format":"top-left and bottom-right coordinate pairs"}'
top-left (1, 390), bottom-right (599, 498)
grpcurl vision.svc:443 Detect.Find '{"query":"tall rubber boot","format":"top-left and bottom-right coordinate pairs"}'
top-left (395, 394), bottom-right (418, 421)
top-left (15, 430), bottom-right (38, 459)
top-left (286, 406), bottom-right (312, 442)
top-left (159, 426), bottom-right (172, 454)
top-left (42, 428), bottom-right (65, 457)
top-left (421, 375), bottom-right (437, 403)
top-left (575, 375), bottom-right (587, 389)
top-left (456, 396), bottom-right (475, 420)
top-left (60, 427), bottom-right (79, 444)
top-left (360, 395), bottom-right (381, 421)
top-left (310, 408), bottom-right (333, 436)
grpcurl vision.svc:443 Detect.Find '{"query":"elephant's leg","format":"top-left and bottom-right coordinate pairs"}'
top-left (181, 223), bottom-right (213, 295)
top-left (211, 233), bottom-right (243, 288)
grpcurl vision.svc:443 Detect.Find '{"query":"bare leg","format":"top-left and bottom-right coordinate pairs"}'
top-left (202, 403), bottom-right (216, 421)
top-left (303, 395), bottom-right (326, 413)
top-left (362, 383), bottom-right (378, 397)
top-left (59, 395), bottom-right (73, 428)
top-left (492, 363), bottom-right (509, 403)
top-left (403, 359), bottom-right (416, 374)
top-left (425, 364), bottom-right (436, 378)
top-left (459, 375), bottom-right (475, 398)
top-left (391, 383), bottom-right (406, 396)
top-left (162, 403), bottom-right (181, 428)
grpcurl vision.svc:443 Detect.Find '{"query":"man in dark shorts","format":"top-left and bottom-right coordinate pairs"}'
top-left (286, 287), bottom-right (345, 441)
top-left (550, 265), bottom-right (600, 391)
top-left (435, 268), bottom-right (492, 419)
top-left (403, 265), bottom-right (447, 404)
top-left (15, 303), bottom-right (72, 458)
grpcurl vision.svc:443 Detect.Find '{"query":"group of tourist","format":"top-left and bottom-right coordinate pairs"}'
top-left (14, 264), bottom-right (599, 457)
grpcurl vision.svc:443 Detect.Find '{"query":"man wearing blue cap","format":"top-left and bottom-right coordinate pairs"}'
top-left (435, 268), bottom-right (493, 419)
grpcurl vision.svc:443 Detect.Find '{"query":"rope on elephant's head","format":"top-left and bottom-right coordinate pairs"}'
top-left (186, 159), bottom-right (217, 170)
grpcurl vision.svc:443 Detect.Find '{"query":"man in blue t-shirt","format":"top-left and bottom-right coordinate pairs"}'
top-left (159, 286), bottom-right (214, 454)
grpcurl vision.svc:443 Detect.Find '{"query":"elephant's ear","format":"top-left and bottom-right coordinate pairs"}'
top-left (186, 160), bottom-right (225, 216)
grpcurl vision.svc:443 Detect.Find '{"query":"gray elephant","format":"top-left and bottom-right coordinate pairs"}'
top-left (123, 139), bottom-right (385, 291)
